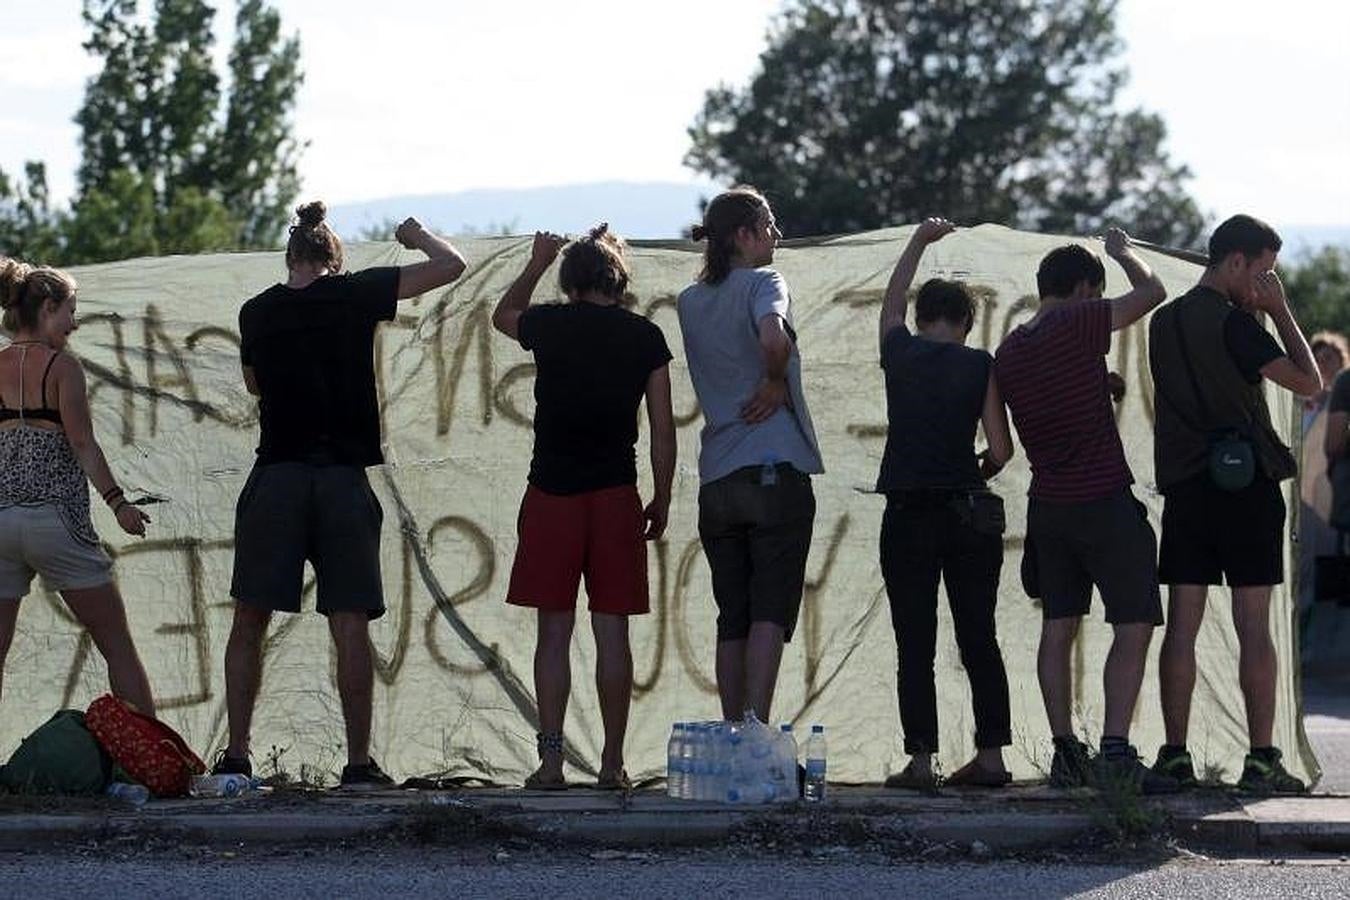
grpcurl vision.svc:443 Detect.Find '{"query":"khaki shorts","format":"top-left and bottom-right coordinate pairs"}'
top-left (0, 504), bottom-right (113, 599)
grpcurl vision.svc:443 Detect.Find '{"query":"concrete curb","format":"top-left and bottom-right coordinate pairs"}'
top-left (3, 790), bottom-right (1348, 854)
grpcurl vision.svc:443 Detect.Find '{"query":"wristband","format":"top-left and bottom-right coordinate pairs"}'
top-left (102, 485), bottom-right (124, 503)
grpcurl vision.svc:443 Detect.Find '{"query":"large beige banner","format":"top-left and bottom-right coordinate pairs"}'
top-left (0, 225), bottom-right (1315, 786)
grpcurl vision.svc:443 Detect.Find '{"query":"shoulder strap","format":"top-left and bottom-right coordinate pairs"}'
top-left (40, 351), bottom-right (61, 410)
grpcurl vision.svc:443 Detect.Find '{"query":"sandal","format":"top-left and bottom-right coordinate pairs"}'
top-left (884, 760), bottom-right (938, 791)
top-left (523, 769), bottom-right (569, 791)
top-left (523, 731), bottom-right (568, 791)
top-left (595, 769), bottom-right (632, 792)
top-left (944, 760), bottom-right (1012, 788)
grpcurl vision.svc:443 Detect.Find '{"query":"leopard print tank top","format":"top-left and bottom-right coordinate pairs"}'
top-left (0, 426), bottom-right (99, 545)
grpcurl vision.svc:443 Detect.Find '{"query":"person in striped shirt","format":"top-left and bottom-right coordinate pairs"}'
top-left (994, 229), bottom-right (1174, 794)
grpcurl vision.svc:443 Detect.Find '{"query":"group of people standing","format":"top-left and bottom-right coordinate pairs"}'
top-left (0, 190), bottom-right (1318, 796)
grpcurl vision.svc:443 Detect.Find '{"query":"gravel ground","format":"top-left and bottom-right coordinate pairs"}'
top-left (1, 849), bottom-right (1348, 899)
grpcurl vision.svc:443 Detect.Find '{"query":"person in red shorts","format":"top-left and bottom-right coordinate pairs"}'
top-left (492, 226), bottom-right (676, 791)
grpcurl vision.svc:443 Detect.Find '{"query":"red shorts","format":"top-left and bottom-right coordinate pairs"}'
top-left (506, 484), bottom-right (649, 615)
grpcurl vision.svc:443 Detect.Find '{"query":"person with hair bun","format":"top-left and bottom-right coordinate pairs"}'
top-left (677, 187), bottom-right (824, 724)
top-left (0, 258), bottom-right (155, 714)
top-left (215, 202), bottom-right (467, 789)
top-left (492, 225), bottom-right (675, 791)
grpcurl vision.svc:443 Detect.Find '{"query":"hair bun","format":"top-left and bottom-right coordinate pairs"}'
top-left (295, 201), bottom-right (328, 229)
top-left (0, 258), bottom-right (30, 310)
top-left (690, 225), bottom-right (708, 242)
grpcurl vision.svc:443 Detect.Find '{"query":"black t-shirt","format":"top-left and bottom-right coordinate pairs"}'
top-left (239, 268), bottom-right (399, 466)
top-left (876, 325), bottom-right (991, 491)
top-left (1222, 303), bottom-right (1284, 384)
top-left (519, 302), bottom-right (672, 494)
top-left (1331, 370), bottom-right (1350, 415)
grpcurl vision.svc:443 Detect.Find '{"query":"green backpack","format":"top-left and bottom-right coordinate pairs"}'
top-left (0, 709), bottom-right (113, 795)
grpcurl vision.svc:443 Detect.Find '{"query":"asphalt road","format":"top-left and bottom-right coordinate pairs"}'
top-left (1, 852), bottom-right (1348, 899)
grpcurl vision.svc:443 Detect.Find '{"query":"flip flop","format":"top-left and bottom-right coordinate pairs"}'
top-left (523, 771), bottom-right (568, 791)
top-left (595, 769), bottom-right (632, 791)
top-left (943, 761), bottom-right (1012, 788)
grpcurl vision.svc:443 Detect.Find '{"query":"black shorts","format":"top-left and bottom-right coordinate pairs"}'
top-left (698, 463), bottom-right (815, 642)
top-left (1026, 491), bottom-right (1162, 625)
top-left (1159, 473), bottom-right (1285, 587)
top-left (230, 462), bottom-right (386, 618)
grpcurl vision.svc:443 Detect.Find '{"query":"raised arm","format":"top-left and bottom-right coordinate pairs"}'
top-left (491, 232), bottom-right (567, 341)
top-left (643, 364), bottom-right (676, 539)
top-left (1250, 270), bottom-right (1322, 397)
top-left (393, 217), bottom-right (468, 300)
top-left (978, 370), bottom-right (1014, 481)
top-left (1104, 227), bottom-right (1168, 331)
top-left (879, 217), bottom-right (955, 350)
top-left (54, 355), bottom-right (149, 536)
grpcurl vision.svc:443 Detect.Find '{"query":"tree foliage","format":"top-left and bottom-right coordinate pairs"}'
top-left (0, 0), bottom-right (303, 265)
top-left (1284, 246), bottom-right (1350, 338)
top-left (687, 0), bottom-right (1205, 246)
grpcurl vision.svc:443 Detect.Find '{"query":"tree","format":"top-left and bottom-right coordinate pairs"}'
top-left (1284, 246), bottom-right (1350, 338)
top-left (0, 0), bottom-right (303, 265)
top-left (686, 0), bottom-right (1205, 246)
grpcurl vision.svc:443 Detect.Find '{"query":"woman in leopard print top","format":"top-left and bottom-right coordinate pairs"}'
top-left (0, 258), bottom-right (156, 715)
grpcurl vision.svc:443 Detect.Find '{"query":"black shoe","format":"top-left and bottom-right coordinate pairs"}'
top-left (339, 759), bottom-right (395, 791)
top-left (1152, 746), bottom-right (1198, 789)
top-left (1094, 746), bottom-right (1180, 796)
top-left (210, 751), bottom-right (253, 777)
top-left (1049, 737), bottom-right (1092, 788)
top-left (1237, 748), bottom-right (1306, 795)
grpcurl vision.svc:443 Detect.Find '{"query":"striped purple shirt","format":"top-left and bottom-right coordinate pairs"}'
top-left (994, 300), bottom-right (1132, 503)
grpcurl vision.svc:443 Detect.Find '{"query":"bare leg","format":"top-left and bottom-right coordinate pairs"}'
top-left (1103, 623), bottom-right (1153, 740)
top-left (744, 621), bottom-right (786, 722)
top-left (328, 611), bottom-right (374, 767)
top-left (223, 602), bottom-right (271, 759)
top-left (532, 610), bottom-right (575, 782)
top-left (1159, 585), bottom-right (1207, 746)
top-left (0, 600), bottom-right (17, 703)
top-left (1233, 586), bottom-right (1276, 748)
top-left (63, 584), bottom-right (155, 716)
top-left (716, 638), bottom-right (747, 721)
top-left (591, 612), bottom-right (632, 779)
top-left (1037, 617), bottom-right (1080, 737)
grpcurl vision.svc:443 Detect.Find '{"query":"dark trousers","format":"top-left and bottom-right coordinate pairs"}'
top-left (880, 493), bottom-right (1011, 754)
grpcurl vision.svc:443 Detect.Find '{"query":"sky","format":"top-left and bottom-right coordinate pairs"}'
top-left (2, 0), bottom-right (1348, 230)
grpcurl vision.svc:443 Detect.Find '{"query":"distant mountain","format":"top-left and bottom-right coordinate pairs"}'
top-left (327, 181), bottom-right (715, 241)
top-left (328, 182), bottom-right (1350, 258)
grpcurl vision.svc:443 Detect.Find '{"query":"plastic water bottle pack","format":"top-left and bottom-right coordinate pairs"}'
top-left (666, 714), bottom-right (812, 804)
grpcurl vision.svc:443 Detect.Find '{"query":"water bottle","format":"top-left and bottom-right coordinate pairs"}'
top-left (189, 774), bottom-right (254, 798)
top-left (803, 724), bottom-right (827, 803)
top-left (688, 724), bottom-right (708, 801)
top-left (677, 723), bottom-right (697, 799)
top-left (106, 782), bottom-right (150, 806)
top-left (775, 724), bottom-right (799, 801)
top-left (666, 723), bottom-right (686, 799)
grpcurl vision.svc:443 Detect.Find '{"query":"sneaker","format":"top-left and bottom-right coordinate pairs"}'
top-left (1152, 747), bottom-right (1198, 789)
top-left (1094, 746), bottom-right (1180, 795)
top-left (339, 759), bottom-right (396, 792)
top-left (210, 751), bottom-right (253, 777)
top-left (1049, 737), bottom-right (1092, 788)
top-left (1237, 749), bottom-right (1306, 795)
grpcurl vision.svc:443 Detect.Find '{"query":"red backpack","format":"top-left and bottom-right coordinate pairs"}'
top-left (85, 694), bottom-right (205, 798)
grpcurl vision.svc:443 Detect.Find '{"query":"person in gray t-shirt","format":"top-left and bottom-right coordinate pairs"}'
top-left (677, 187), bottom-right (823, 723)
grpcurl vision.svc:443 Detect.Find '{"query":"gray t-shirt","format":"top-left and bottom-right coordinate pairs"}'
top-left (677, 267), bottom-right (824, 484)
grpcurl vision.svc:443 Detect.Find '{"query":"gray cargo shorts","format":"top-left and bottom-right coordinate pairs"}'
top-left (230, 462), bottom-right (386, 619)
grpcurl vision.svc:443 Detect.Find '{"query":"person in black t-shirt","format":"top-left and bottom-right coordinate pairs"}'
top-left (492, 225), bottom-right (675, 791)
top-left (1151, 214), bottom-right (1320, 795)
top-left (216, 201), bottom-right (467, 790)
top-left (874, 218), bottom-right (1016, 790)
